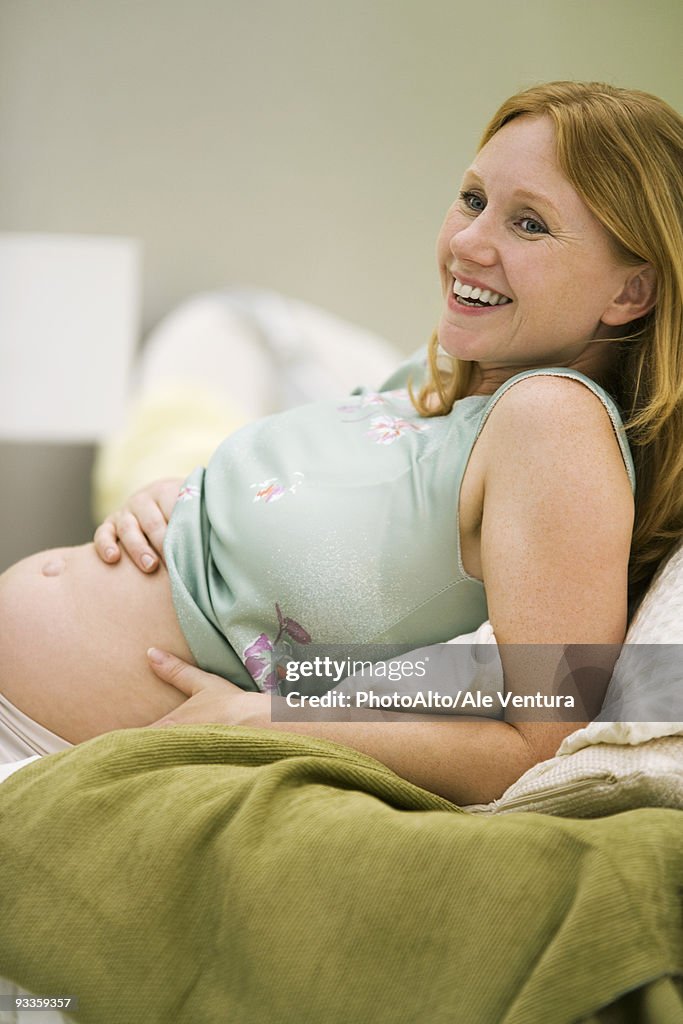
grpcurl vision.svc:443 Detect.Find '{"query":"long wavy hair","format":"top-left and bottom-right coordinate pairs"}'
top-left (413, 81), bottom-right (683, 610)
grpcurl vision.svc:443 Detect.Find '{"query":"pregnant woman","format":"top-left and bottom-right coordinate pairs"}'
top-left (1, 81), bottom-right (681, 805)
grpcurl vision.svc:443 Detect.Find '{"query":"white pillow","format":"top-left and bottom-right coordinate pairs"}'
top-left (465, 736), bottom-right (683, 816)
top-left (463, 540), bottom-right (683, 815)
top-left (561, 538), bottom-right (683, 753)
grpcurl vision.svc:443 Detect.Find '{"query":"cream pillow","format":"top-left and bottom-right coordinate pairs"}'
top-left (563, 539), bottom-right (683, 749)
top-left (465, 736), bottom-right (683, 816)
top-left (465, 540), bottom-right (683, 816)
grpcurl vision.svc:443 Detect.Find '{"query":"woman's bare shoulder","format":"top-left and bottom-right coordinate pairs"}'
top-left (480, 373), bottom-right (630, 476)
top-left (481, 372), bottom-right (634, 524)
top-left (488, 370), bottom-right (614, 417)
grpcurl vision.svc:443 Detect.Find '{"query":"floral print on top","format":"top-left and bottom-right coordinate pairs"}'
top-left (337, 388), bottom-right (411, 417)
top-left (337, 388), bottom-right (429, 444)
top-left (242, 604), bottom-right (312, 691)
top-left (177, 484), bottom-right (200, 502)
top-left (251, 472), bottom-right (304, 504)
top-left (337, 391), bottom-right (388, 414)
top-left (367, 415), bottom-right (430, 446)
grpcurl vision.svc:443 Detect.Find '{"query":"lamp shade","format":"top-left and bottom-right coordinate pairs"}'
top-left (0, 233), bottom-right (141, 442)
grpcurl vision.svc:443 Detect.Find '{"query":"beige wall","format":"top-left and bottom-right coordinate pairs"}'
top-left (1, 0), bottom-right (682, 566)
top-left (3, 0), bottom-right (682, 348)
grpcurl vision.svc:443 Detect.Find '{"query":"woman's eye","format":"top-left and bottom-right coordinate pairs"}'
top-left (518, 216), bottom-right (548, 236)
top-left (459, 190), bottom-right (486, 213)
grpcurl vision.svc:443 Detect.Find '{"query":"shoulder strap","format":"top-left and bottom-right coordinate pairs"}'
top-left (473, 367), bottom-right (636, 494)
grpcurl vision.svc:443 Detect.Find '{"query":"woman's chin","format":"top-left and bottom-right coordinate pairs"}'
top-left (437, 324), bottom-right (483, 363)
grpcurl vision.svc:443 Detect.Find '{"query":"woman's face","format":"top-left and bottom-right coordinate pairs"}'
top-left (436, 115), bottom-right (631, 375)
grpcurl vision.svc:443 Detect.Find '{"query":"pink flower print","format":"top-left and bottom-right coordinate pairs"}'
top-left (243, 633), bottom-right (278, 690)
top-left (253, 480), bottom-right (286, 504)
top-left (367, 415), bottom-right (429, 445)
top-left (177, 484), bottom-right (200, 502)
top-left (242, 604), bottom-right (312, 692)
top-left (251, 472), bottom-right (304, 504)
top-left (337, 391), bottom-right (387, 414)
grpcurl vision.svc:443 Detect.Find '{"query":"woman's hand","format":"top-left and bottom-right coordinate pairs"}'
top-left (145, 648), bottom-right (262, 727)
top-left (93, 478), bottom-right (184, 573)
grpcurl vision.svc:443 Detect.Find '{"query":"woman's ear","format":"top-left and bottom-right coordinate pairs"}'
top-left (600, 264), bottom-right (657, 327)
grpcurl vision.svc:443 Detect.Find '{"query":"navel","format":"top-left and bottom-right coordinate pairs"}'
top-left (41, 557), bottom-right (66, 577)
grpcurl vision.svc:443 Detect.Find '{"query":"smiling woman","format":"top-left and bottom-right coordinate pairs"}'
top-left (417, 81), bottom-right (683, 612)
top-left (1, 81), bottom-right (682, 806)
top-left (435, 115), bottom-right (655, 386)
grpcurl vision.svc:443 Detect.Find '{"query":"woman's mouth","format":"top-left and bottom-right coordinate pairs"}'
top-left (452, 277), bottom-right (512, 308)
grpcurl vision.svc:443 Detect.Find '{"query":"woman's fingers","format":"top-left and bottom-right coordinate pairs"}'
top-left (93, 479), bottom-right (181, 572)
top-left (93, 504), bottom-right (167, 572)
top-left (97, 514), bottom-right (160, 572)
top-left (111, 511), bottom-right (159, 572)
top-left (135, 505), bottom-right (169, 564)
top-left (93, 520), bottom-right (121, 563)
top-left (147, 649), bottom-right (236, 697)
top-left (146, 650), bottom-right (260, 729)
top-left (147, 648), bottom-right (199, 695)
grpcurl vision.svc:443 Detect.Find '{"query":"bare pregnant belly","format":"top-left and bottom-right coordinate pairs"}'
top-left (0, 544), bottom-right (195, 743)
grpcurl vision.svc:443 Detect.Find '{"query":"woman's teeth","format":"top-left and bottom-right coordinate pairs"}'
top-left (452, 278), bottom-right (511, 307)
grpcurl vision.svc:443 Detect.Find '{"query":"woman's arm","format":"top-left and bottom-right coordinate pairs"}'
top-left (147, 649), bottom-right (541, 805)
top-left (147, 376), bottom-right (634, 805)
top-left (472, 375), bottom-right (633, 763)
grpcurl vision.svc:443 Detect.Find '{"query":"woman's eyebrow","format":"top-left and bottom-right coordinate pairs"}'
top-left (511, 188), bottom-right (561, 219)
top-left (463, 169), bottom-right (561, 219)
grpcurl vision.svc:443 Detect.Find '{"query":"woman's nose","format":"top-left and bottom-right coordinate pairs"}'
top-left (449, 214), bottom-right (498, 266)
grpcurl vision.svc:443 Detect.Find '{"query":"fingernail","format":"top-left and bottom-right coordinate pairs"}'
top-left (105, 547), bottom-right (117, 560)
top-left (141, 554), bottom-right (156, 569)
top-left (147, 647), bottom-right (166, 664)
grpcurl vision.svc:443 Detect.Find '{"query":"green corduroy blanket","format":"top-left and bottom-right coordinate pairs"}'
top-left (0, 726), bottom-right (681, 1024)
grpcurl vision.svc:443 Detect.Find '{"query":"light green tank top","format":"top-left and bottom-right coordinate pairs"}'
top-left (164, 351), bottom-right (634, 691)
